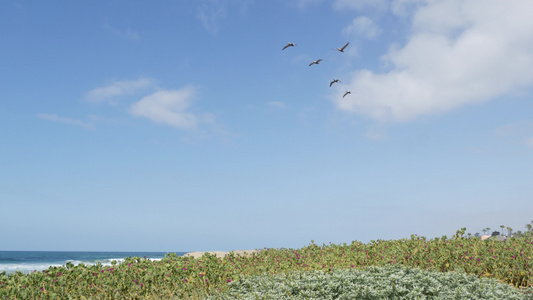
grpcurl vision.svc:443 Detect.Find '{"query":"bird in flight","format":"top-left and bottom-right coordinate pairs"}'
top-left (282, 42), bottom-right (296, 50)
top-left (329, 79), bottom-right (340, 87)
top-left (343, 91), bottom-right (351, 98)
top-left (309, 59), bottom-right (322, 66)
top-left (334, 42), bottom-right (350, 53)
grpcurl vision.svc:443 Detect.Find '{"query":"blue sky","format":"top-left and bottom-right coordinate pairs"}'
top-left (1, 0), bottom-right (533, 252)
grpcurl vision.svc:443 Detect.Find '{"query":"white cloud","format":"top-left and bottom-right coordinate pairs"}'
top-left (85, 78), bottom-right (155, 103)
top-left (335, 0), bottom-right (533, 122)
top-left (37, 114), bottom-right (93, 129)
top-left (129, 87), bottom-right (205, 130)
top-left (343, 16), bottom-right (382, 39)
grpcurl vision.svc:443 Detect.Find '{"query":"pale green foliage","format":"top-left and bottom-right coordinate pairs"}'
top-left (210, 266), bottom-right (532, 300)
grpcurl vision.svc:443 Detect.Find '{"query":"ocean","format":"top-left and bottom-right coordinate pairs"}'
top-left (0, 251), bottom-right (187, 274)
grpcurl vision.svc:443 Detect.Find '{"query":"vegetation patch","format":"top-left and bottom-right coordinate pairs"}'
top-left (1, 224), bottom-right (532, 299)
top-left (212, 266), bottom-right (530, 299)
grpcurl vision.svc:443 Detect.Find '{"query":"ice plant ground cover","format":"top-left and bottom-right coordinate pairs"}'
top-left (1, 228), bottom-right (532, 299)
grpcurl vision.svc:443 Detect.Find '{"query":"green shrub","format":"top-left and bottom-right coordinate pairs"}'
top-left (211, 266), bottom-right (532, 300)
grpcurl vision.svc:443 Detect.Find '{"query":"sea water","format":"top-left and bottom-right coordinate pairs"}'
top-left (0, 251), bottom-right (187, 274)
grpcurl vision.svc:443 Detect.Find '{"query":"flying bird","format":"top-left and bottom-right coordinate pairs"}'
top-left (329, 79), bottom-right (340, 87)
top-left (282, 42), bottom-right (296, 50)
top-left (343, 91), bottom-right (351, 98)
top-left (309, 59), bottom-right (322, 66)
top-left (334, 42), bottom-right (350, 53)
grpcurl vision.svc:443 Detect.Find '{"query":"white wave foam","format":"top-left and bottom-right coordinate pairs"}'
top-left (1, 257), bottom-right (164, 274)
top-left (0, 263), bottom-right (63, 274)
top-left (65, 258), bottom-right (125, 266)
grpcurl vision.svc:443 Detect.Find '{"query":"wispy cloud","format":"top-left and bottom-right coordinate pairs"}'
top-left (495, 121), bottom-right (533, 137)
top-left (294, 0), bottom-right (324, 9)
top-left (365, 127), bottom-right (387, 140)
top-left (196, 0), bottom-right (254, 33)
top-left (343, 16), bottom-right (382, 39)
top-left (37, 114), bottom-right (93, 129)
top-left (197, 0), bottom-right (227, 34)
top-left (129, 87), bottom-right (210, 130)
top-left (526, 137), bottom-right (533, 149)
top-left (496, 120), bottom-right (533, 149)
top-left (333, 0), bottom-right (388, 12)
top-left (334, 0), bottom-right (533, 122)
top-left (267, 101), bottom-right (286, 109)
top-left (102, 23), bottom-right (140, 41)
top-left (85, 78), bottom-right (155, 103)
top-left (391, 0), bottom-right (427, 16)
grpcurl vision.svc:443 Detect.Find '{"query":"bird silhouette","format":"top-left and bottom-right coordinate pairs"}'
top-left (309, 59), bottom-right (322, 66)
top-left (329, 79), bottom-right (340, 87)
top-left (343, 91), bottom-right (351, 98)
top-left (282, 42), bottom-right (296, 50)
top-left (334, 42), bottom-right (350, 53)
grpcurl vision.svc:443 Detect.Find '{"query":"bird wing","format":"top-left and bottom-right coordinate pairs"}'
top-left (317, 59), bottom-right (322, 63)
top-left (282, 43), bottom-right (294, 50)
top-left (330, 81), bottom-right (334, 87)
top-left (340, 42), bottom-right (349, 51)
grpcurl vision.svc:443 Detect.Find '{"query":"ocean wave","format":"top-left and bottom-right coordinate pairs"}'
top-left (0, 263), bottom-right (63, 274)
top-left (0, 257), bottom-right (165, 274)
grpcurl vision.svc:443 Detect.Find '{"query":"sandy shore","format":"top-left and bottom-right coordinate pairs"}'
top-left (183, 250), bottom-right (258, 259)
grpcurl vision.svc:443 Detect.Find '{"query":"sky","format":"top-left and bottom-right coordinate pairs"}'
top-left (1, 0), bottom-right (533, 252)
